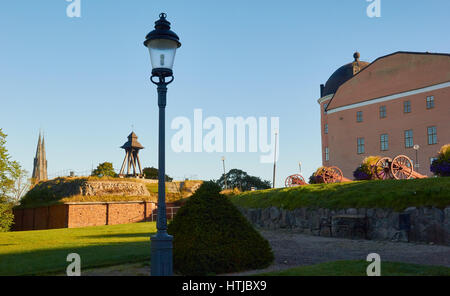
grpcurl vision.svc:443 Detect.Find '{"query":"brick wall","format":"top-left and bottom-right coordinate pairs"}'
top-left (12, 201), bottom-right (179, 231)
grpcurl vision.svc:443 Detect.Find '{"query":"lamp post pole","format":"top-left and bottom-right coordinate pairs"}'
top-left (222, 156), bottom-right (227, 189)
top-left (272, 130), bottom-right (278, 189)
top-left (144, 13), bottom-right (181, 276)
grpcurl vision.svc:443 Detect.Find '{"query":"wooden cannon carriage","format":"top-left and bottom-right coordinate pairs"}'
top-left (315, 166), bottom-right (352, 184)
top-left (285, 174), bottom-right (308, 187)
top-left (285, 166), bottom-right (352, 187)
top-left (372, 154), bottom-right (427, 180)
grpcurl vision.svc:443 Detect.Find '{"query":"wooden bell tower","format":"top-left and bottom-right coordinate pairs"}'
top-left (119, 132), bottom-right (144, 178)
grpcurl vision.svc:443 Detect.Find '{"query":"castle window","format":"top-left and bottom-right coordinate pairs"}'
top-left (426, 96), bottom-right (435, 109)
top-left (428, 126), bottom-right (437, 145)
top-left (356, 111), bottom-right (363, 122)
top-left (379, 106), bottom-right (386, 118)
top-left (325, 147), bottom-right (329, 161)
top-left (404, 101), bottom-right (411, 113)
top-left (323, 103), bottom-right (328, 114)
top-left (357, 137), bottom-right (365, 154)
top-left (380, 134), bottom-right (389, 151)
top-left (324, 124), bottom-right (328, 134)
top-left (404, 130), bottom-right (413, 148)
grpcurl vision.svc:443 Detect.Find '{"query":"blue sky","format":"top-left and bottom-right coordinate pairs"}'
top-left (1, 0), bottom-right (449, 186)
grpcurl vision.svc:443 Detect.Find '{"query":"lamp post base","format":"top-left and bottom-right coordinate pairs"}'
top-left (150, 231), bottom-right (173, 276)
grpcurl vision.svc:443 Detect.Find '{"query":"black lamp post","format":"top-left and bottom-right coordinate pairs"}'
top-left (144, 13), bottom-right (181, 276)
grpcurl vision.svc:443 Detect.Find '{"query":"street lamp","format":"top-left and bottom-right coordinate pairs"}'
top-left (221, 156), bottom-right (228, 190)
top-left (144, 13), bottom-right (181, 276)
top-left (413, 144), bottom-right (420, 172)
top-left (272, 130), bottom-right (278, 189)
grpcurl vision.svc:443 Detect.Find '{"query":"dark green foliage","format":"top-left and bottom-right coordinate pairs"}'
top-left (91, 162), bottom-right (116, 178)
top-left (142, 167), bottom-right (173, 181)
top-left (167, 181), bottom-right (274, 275)
top-left (216, 169), bottom-right (271, 191)
top-left (308, 173), bottom-right (319, 184)
top-left (0, 203), bottom-right (14, 232)
top-left (0, 129), bottom-right (20, 231)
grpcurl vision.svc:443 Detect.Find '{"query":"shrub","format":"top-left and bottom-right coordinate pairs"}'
top-left (309, 167), bottom-right (326, 184)
top-left (431, 144), bottom-right (450, 177)
top-left (167, 181), bottom-right (274, 275)
top-left (353, 156), bottom-right (381, 180)
top-left (0, 203), bottom-right (14, 232)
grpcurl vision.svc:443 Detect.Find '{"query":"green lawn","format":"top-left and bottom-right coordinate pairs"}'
top-left (256, 260), bottom-right (450, 276)
top-left (0, 222), bottom-right (156, 276)
top-left (231, 177), bottom-right (450, 211)
top-left (2, 223), bottom-right (450, 276)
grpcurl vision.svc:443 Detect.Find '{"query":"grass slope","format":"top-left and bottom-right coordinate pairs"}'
top-left (231, 178), bottom-right (450, 211)
top-left (256, 260), bottom-right (450, 276)
top-left (18, 177), bottom-right (201, 209)
top-left (0, 222), bottom-right (156, 276)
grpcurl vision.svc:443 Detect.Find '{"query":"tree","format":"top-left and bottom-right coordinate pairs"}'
top-left (91, 162), bottom-right (116, 178)
top-left (9, 169), bottom-right (30, 205)
top-left (215, 169), bottom-right (271, 191)
top-left (0, 129), bottom-right (20, 231)
top-left (142, 167), bottom-right (173, 182)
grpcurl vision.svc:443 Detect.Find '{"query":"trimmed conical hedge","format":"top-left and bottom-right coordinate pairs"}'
top-left (167, 181), bottom-right (274, 275)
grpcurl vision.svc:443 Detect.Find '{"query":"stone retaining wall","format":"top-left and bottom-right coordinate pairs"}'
top-left (238, 206), bottom-right (450, 246)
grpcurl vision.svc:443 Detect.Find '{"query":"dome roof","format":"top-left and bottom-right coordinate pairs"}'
top-left (322, 52), bottom-right (369, 97)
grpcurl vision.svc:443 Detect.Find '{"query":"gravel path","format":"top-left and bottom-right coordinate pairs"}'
top-left (80, 229), bottom-right (450, 276)
top-left (224, 229), bottom-right (450, 275)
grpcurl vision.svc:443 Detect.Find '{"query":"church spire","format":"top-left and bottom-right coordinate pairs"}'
top-left (32, 132), bottom-right (48, 184)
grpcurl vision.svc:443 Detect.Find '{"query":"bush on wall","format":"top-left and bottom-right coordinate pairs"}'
top-left (167, 181), bottom-right (274, 275)
top-left (353, 156), bottom-right (381, 180)
top-left (431, 144), bottom-right (450, 177)
top-left (309, 167), bottom-right (326, 184)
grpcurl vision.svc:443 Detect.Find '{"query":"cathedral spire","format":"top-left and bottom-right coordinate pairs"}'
top-left (32, 132), bottom-right (48, 184)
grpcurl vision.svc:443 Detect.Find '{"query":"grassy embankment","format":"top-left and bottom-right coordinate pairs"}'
top-left (230, 177), bottom-right (450, 211)
top-left (17, 177), bottom-right (202, 209)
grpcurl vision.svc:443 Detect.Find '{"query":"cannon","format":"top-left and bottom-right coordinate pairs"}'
top-left (285, 174), bottom-right (307, 187)
top-left (372, 154), bottom-right (427, 180)
top-left (315, 166), bottom-right (352, 184)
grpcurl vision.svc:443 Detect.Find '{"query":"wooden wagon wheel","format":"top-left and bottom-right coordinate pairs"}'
top-left (373, 157), bottom-right (393, 180)
top-left (391, 155), bottom-right (413, 180)
top-left (285, 174), bottom-right (307, 187)
top-left (323, 166), bottom-right (343, 184)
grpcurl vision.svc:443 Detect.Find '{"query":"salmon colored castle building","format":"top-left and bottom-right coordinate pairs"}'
top-left (318, 51), bottom-right (450, 178)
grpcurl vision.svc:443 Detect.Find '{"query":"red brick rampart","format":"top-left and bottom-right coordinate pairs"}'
top-left (12, 201), bottom-right (179, 231)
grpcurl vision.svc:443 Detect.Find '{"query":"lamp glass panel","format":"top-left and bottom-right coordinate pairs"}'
top-left (147, 39), bottom-right (178, 70)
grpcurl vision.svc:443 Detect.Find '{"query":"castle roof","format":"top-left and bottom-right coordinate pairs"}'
top-left (322, 52), bottom-right (370, 97)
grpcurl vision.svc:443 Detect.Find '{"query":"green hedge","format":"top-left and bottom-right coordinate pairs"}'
top-left (167, 181), bottom-right (274, 275)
